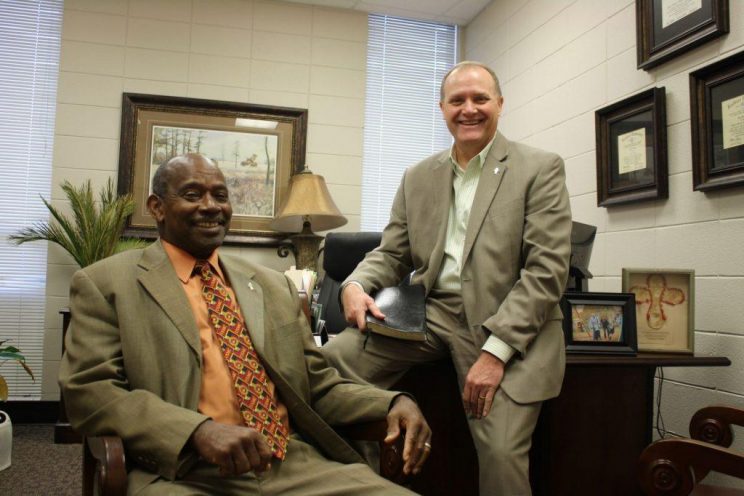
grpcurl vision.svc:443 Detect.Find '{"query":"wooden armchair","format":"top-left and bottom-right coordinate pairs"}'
top-left (83, 422), bottom-right (406, 496)
top-left (638, 405), bottom-right (744, 496)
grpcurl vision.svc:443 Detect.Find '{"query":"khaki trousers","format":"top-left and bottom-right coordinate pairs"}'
top-left (135, 435), bottom-right (416, 496)
top-left (322, 293), bottom-right (541, 496)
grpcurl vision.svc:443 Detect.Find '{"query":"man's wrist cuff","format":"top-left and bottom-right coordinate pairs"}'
top-left (481, 334), bottom-right (516, 364)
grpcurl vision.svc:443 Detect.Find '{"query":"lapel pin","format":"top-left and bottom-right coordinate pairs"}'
top-left (494, 167), bottom-right (500, 175)
top-left (248, 282), bottom-right (254, 291)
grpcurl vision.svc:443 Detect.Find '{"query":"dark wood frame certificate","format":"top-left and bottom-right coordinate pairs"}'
top-left (636, 0), bottom-right (729, 70)
top-left (595, 87), bottom-right (668, 207)
top-left (622, 268), bottom-right (695, 354)
top-left (690, 50), bottom-right (744, 191)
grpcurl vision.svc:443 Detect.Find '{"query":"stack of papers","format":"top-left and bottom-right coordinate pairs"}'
top-left (284, 266), bottom-right (318, 293)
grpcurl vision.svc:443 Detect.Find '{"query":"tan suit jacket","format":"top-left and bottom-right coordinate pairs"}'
top-left (348, 131), bottom-right (572, 404)
top-left (59, 241), bottom-right (398, 493)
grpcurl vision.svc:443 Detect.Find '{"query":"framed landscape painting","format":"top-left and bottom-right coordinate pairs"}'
top-left (118, 93), bottom-right (307, 246)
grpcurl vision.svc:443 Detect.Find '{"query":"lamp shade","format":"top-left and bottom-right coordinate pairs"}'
top-left (270, 169), bottom-right (347, 233)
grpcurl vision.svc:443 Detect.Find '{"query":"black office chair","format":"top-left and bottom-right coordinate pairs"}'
top-left (316, 232), bottom-right (383, 336)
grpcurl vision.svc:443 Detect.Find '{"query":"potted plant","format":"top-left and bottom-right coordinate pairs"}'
top-left (10, 178), bottom-right (148, 267)
top-left (8, 178), bottom-right (148, 444)
top-left (0, 340), bottom-right (34, 470)
top-left (0, 340), bottom-right (34, 401)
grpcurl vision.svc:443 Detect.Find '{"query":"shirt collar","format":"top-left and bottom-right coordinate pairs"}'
top-left (448, 133), bottom-right (497, 175)
top-left (161, 239), bottom-right (223, 283)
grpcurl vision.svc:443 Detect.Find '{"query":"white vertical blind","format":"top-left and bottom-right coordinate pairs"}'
top-left (0, 0), bottom-right (62, 399)
top-left (361, 15), bottom-right (457, 231)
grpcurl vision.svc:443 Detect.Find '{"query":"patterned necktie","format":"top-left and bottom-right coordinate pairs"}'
top-left (195, 261), bottom-right (288, 459)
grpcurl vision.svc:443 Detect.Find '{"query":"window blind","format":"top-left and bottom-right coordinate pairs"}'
top-left (361, 15), bottom-right (457, 231)
top-left (0, 0), bottom-right (62, 399)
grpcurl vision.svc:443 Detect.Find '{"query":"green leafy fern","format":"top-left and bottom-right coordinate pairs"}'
top-left (9, 179), bottom-right (148, 268)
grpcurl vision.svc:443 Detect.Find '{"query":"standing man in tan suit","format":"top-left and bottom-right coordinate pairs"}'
top-left (59, 154), bottom-right (431, 495)
top-left (322, 62), bottom-right (572, 495)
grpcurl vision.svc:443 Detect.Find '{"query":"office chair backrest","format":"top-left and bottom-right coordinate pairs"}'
top-left (317, 232), bottom-right (382, 334)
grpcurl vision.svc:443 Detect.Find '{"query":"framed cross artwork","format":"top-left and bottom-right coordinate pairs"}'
top-left (622, 268), bottom-right (695, 354)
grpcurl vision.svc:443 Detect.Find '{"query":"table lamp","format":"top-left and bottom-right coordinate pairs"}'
top-left (270, 167), bottom-right (347, 271)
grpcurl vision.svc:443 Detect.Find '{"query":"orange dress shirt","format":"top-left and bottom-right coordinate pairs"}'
top-left (162, 241), bottom-right (290, 430)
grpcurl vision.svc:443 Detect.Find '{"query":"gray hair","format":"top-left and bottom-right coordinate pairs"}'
top-left (440, 61), bottom-right (502, 101)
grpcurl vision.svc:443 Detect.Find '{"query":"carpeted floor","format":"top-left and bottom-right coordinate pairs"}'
top-left (0, 424), bottom-right (82, 495)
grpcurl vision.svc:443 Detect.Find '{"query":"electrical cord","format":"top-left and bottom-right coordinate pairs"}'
top-left (655, 366), bottom-right (668, 439)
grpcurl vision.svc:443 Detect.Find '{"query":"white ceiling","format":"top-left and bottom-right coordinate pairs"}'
top-left (282, 0), bottom-right (491, 26)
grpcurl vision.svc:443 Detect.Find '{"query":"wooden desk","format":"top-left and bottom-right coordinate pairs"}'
top-left (530, 354), bottom-right (731, 496)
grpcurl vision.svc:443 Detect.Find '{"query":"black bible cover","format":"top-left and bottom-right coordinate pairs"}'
top-left (366, 284), bottom-right (426, 341)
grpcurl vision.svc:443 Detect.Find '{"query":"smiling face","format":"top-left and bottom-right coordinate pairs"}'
top-left (147, 154), bottom-right (232, 259)
top-left (440, 65), bottom-right (503, 162)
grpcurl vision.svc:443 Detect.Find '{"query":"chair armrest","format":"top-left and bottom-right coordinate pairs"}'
top-left (638, 438), bottom-right (744, 496)
top-left (335, 420), bottom-right (407, 485)
top-left (83, 436), bottom-right (127, 496)
top-left (690, 405), bottom-right (744, 447)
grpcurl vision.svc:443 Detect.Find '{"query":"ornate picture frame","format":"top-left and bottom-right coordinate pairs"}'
top-left (118, 93), bottom-right (308, 246)
top-left (595, 87), bottom-right (668, 207)
top-left (560, 292), bottom-right (638, 355)
top-left (636, 0), bottom-right (729, 70)
top-left (622, 268), bottom-right (695, 354)
top-left (690, 50), bottom-right (744, 191)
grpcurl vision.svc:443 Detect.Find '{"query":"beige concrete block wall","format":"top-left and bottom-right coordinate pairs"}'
top-left (42, 0), bottom-right (367, 400)
top-left (465, 0), bottom-right (744, 487)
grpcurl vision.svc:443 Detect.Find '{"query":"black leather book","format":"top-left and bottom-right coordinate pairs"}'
top-left (365, 284), bottom-right (426, 341)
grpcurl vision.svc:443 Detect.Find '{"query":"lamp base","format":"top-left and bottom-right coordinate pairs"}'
top-left (276, 221), bottom-right (323, 272)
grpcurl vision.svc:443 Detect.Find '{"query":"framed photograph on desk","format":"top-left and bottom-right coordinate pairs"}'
top-left (690, 50), bottom-right (744, 191)
top-left (622, 268), bottom-right (695, 354)
top-left (636, 0), bottom-right (729, 70)
top-left (560, 292), bottom-right (638, 355)
top-left (595, 87), bottom-right (668, 207)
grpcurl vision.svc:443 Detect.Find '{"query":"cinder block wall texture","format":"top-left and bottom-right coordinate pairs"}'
top-left (465, 0), bottom-right (744, 488)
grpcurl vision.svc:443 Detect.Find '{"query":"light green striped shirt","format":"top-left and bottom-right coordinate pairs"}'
top-left (434, 137), bottom-right (516, 364)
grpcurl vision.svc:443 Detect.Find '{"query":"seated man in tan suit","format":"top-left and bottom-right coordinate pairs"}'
top-left (59, 153), bottom-right (431, 495)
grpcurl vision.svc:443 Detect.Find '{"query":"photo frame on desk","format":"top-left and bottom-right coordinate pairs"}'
top-left (560, 292), bottom-right (638, 356)
top-left (595, 87), bottom-right (668, 207)
top-left (690, 50), bottom-right (744, 191)
top-left (636, 0), bottom-right (729, 70)
top-left (622, 268), bottom-right (695, 354)
top-left (118, 93), bottom-right (307, 246)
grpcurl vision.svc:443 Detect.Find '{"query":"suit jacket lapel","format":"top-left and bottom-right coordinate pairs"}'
top-left (462, 132), bottom-right (510, 265)
top-left (137, 241), bottom-right (201, 359)
top-left (424, 154), bottom-right (455, 290)
top-left (221, 258), bottom-right (266, 357)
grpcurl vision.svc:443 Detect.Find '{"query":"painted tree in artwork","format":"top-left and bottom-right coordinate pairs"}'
top-left (264, 136), bottom-right (273, 185)
top-left (232, 141), bottom-right (241, 167)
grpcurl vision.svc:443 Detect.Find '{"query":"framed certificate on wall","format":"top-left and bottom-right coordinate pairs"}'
top-left (636, 0), bottom-right (729, 70)
top-left (690, 50), bottom-right (744, 191)
top-left (595, 87), bottom-right (668, 207)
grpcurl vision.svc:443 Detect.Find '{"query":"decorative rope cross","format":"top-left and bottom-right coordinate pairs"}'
top-left (629, 274), bottom-right (685, 329)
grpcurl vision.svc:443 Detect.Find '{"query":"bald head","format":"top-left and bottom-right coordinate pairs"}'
top-left (147, 153), bottom-right (232, 259)
top-left (152, 153), bottom-right (218, 198)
